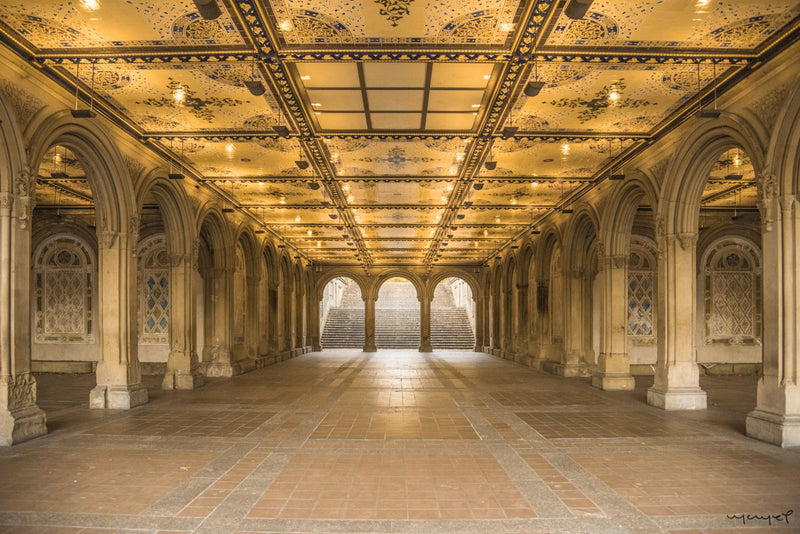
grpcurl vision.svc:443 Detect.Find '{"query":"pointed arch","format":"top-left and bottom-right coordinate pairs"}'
top-left (600, 169), bottom-right (660, 257)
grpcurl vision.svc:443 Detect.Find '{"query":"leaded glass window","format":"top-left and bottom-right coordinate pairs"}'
top-left (33, 235), bottom-right (95, 343)
top-left (703, 239), bottom-right (761, 344)
top-left (138, 235), bottom-right (170, 344)
top-left (627, 238), bottom-right (656, 342)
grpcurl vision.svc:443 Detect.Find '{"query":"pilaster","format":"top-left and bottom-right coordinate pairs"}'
top-left (162, 254), bottom-right (203, 389)
top-left (593, 255), bottom-right (635, 390)
top-left (647, 232), bottom-right (706, 410)
top-left (747, 190), bottom-right (800, 446)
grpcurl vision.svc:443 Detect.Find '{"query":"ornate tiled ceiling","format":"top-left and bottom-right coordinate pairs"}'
top-left (2, 0), bottom-right (797, 267)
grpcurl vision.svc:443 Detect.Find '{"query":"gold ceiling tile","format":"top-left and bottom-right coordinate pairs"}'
top-left (425, 113), bottom-right (478, 130)
top-left (306, 89), bottom-right (364, 111)
top-left (367, 90), bottom-right (425, 111)
top-left (295, 63), bottom-right (360, 88)
top-left (430, 63), bottom-right (494, 88)
top-left (370, 113), bottom-right (423, 130)
top-left (427, 89), bottom-right (485, 112)
top-left (363, 63), bottom-right (427, 87)
top-left (316, 113), bottom-right (369, 130)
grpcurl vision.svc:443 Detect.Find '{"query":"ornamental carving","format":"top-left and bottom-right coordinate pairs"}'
top-left (123, 155), bottom-right (145, 181)
top-left (2, 374), bottom-right (37, 412)
top-left (757, 173), bottom-right (776, 232)
top-left (750, 83), bottom-right (790, 131)
top-left (0, 80), bottom-right (44, 128)
top-left (374, 0), bottom-right (416, 27)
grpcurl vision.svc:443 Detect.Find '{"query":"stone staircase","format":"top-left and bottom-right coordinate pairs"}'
top-left (320, 280), bottom-right (474, 350)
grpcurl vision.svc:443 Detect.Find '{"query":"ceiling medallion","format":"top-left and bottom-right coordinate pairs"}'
top-left (375, 0), bottom-right (416, 27)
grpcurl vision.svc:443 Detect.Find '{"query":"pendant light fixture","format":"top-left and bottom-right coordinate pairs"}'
top-left (168, 138), bottom-right (185, 180)
top-left (698, 61), bottom-right (721, 119)
top-left (244, 56), bottom-right (266, 96)
top-left (71, 61), bottom-right (96, 118)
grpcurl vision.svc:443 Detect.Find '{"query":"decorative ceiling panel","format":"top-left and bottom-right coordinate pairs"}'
top-left (67, 63), bottom-right (275, 133)
top-left (256, 207), bottom-right (334, 225)
top-left (457, 207), bottom-right (539, 226)
top-left (449, 226), bottom-right (519, 240)
top-left (468, 180), bottom-right (572, 206)
top-left (545, 0), bottom-right (800, 50)
top-left (352, 208), bottom-right (445, 225)
top-left (215, 180), bottom-right (322, 206)
top-left (513, 63), bottom-right (718, 134)
top-left (340, 180), bottom-right (454, 206)
top-left (0, 0), bottom-right (245, 50)
top-left (267, 0), bottom-right (524, 47)
top-left (483, 139), bottom-right (623, 178)
top-left (329, 138), bottom-right (468, 176)
top-left (177, 139), bottom-right (310, 178)
top-left (360, 226), bottom-right (438, 240)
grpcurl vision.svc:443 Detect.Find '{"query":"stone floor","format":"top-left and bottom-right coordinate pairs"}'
top-left (1, 350), bottom-right (799, 534)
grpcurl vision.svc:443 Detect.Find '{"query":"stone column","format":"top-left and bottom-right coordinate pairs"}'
top-left (647, 232), bottom-right (707, 410)
top-left (747, 188), bottom-right (800, 446)
top-left (473, 296), bottom-right (484, 351)
top-left (89, 221), bottom-right (149, 409)
top-left (267, 283), bottom-right (280, 357)
top-left (516, 283), bottom-right (529, 363)
top-left (309, 292), bottom-right (321, 352)
top-left (558, 270), bottom-right (588, 377)
top-left (1, 185), bottom-right (46, 445)
top-left (593, 254), bottom-right (635, 390)
top-left (419, 296), bottom-right (432, 352)
top-left (363, 295), bottom-right (377, 352)
top-left (246, 275), bottom-right (260, 360)
top-left (203, 267), bottom-right (236, 377)
top-left (162, 250), bottom-right (203, 390)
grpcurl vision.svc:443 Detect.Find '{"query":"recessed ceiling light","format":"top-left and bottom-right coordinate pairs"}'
top-left (300, 75), bottom-right (311, 81)
top-left (483, 74), bottom-right (490, 80)
top-left (81, 0), bottom-right (100, 11)
top-left (279, 19), bottom-right (294, 32)
top-left (173, 87), bottom-right (185, 104)
top-left (311, 102), bottom-right (322, 107)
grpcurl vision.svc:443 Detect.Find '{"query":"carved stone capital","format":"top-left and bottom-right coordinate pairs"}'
top-left (677, 232), bottom-right (697, 251)
top-left (757, 173), bottom-right (777, 232)
top-left (98, 230), bottom-right (119, 249)
top-left (15, 166), bottom-right (35, 197)
top-left (191, 239), bottom-right (200, 271)
top-left (602, 254), bottom-right (628, 270)
top-left (0, 192), bottom-right (12, 211)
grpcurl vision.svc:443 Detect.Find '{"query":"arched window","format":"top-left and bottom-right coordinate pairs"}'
top-left (627, 237), bottom-right (657, 343)
top-left (703, 239), bottom-right (761, 344)
top-left (138, 234), bottom-right (170, 344)
top-left (33, 235), bottom-right (95, 343)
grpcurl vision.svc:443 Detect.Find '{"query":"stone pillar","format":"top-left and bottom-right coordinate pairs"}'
top-left (419, 296), bottom-right (432, 352)
top-left (162, 251), bottom-right (203, 390)
top-left (246, 275), bottom-right (260, 360)
top-left (363, 296), bottom-right (377, 352)
top-left (287, 284), bottom-right (297, 354)
top-left (267, 283), bottom-right (280, 356)
top-left (593, 255), bottom-right (635, 390)
top-left (647, 232), bottom-right (707, 410)
top-left (294, 282), bottom-right (304, 353)
top-left (0, 185), bottom-right (46, 445)
top-left (516, 283), bottom-right (529, 363)
top-left (473, 296), bottom-right (484, 351)
top-left (557, 270), bottom-right (589, 377)
top-left (309, 291), bottom-right (321, 352)
top-left (89, 221), bottom-right (149, 409)
top-left (203, 267), bottom-right (235, 377)
top-left (747, 189), bottom-right (800, 446)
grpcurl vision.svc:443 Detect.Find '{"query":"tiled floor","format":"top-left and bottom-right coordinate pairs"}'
top-left (1, 351), bottom-right (799, 534)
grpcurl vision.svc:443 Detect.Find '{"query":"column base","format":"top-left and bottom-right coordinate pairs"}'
top-left (89, 383), bottom-right (148, 410)
top-left (592, 372), bottom-right (635, 391)
top-left (552, 362), bottom-right (590, 378)
top-left (162, 370), bottom-right (204, 390)
top-left (419, 342), bottom-right (432, 353)
top-left (363, 343), bottom-right (377, 353)
top-left (647, 386), bottom-right (707, 410)
top-left (0, 405), bottom-right (47, 446)
top-left (746, 410), bottom-right (800, 448)
top-left (203, 361), bottom-right (236, 378)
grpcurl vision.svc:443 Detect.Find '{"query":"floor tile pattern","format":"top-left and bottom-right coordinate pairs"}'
top-left (1, 351), bottom-right (799, 534)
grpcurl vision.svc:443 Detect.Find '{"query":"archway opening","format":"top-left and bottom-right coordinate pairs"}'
top-left (431, 277), bottom-right (475, 350)
top-left (319, 277), bottom-right (364, 349)
top-left (696, 147), bottom-right (761, 378)
top-left (375, 277), bottom-right (420, 349)
top-left (30, 144), bottom-right (100, 404)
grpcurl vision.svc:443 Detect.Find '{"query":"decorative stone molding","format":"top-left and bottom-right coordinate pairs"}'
top-left (750, 83), bottom-right (790, 131)
top-left (15, 165), bottom-right (34, 197)
top-left (757, 173), bottom-right (777, 232)
top-left (0, 80), bottom-right (45, 128)
top-left (677, 232), bottom-right (697, 251)
top-left (602, 254), bottom-right (628, 270)
top-left (191, 239), bottom-right (200, 270)
top-left (0, 192), bottom-right (12, 211)
top-left (2, 374), bottom-right (37, 412)
top-left (123, 155), bottom-right (145, 181)
top-left (650, 157), bottom-right (669, 186)
top-left (99, 230), bottom-right (118, 249)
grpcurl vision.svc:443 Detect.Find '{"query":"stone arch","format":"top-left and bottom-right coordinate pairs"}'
top-left (660, 115), bottom-right (766, 235)
top-left (315, 270), bottom-right (369, 303)
top-left (600, 169), bottom-right (660, 257)
top-left (197, 208), bottom-right (231, 270)
top-left (563, 205), bottom-right (600, 272)
top-left (0, 86), bottom-right (26, 194)
top-left (26, 111), bottom-right (135, 233)
top-left (233, 224), bottom-right (261, 277)
top-left (370, 270), bottom-right (424, 302)
top-left (135, 170), bottom-right (194, 259)
top-left (765, 75), bottom-right (800, 195)
top-left (534, 225), bottom-right (562, 282)
top-left (425, 269), bottom-right (480, 300)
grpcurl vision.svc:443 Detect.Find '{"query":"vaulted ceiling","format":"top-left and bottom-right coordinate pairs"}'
top-left (1, 0), bottom-right (797, 268)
